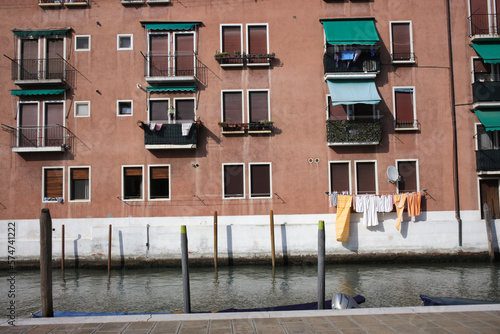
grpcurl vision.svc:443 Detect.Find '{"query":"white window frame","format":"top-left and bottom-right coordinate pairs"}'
top-left (68, 166), bottom-right (91, 202)
top-left (17, 101), bottom-right (40, 147)
top-left (222, 163), bottom-right (246, 199)
top-left (393, 86), bottom-right (418, 130)
top-left (249, 162), bottom-right (272, 199)
top-left (117, 100), bottom-right (133, 117)
top-left (354, 160), bottom-right (378, 195)
top-left (173, 97), bottom-right (197, 122)
top-left (42, 166), bottom-right (65, 203)
top-left (117, 34), bottom-right (133, 51)
top-left (148, 98), bottom-right (170, 123)
top-left (75, 35), bottom-right (91, 51)
top-left (42, 100), bottom-right (66, 147)
top-left (245, 23), bottom-right (270, 67)
top-left (328, 161), bottom-right (352, 194)
top-left (74, 101), bottom-right (90, 118)
top-left (389, 21), bottom-right (415, 64)
top-left (395, 159), bottom-right (420, 194)
top-left (221, 90), bottom-right (245, 123)
top-left (122, 165), bottom-right (145, 202)
top-left (220, 24), bottom-right (243, 54)
top-left (247, 89), bottom-right (271, 122)
top-left (148, 164), bottom-right (171, 201)
top-left (147, 31), bottom-right (171, 77)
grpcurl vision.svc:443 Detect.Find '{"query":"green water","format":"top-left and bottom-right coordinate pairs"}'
top-left (2, 262), bottom-right (499, 318)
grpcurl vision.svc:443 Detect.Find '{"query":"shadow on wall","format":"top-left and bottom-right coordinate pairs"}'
top-left (227, 225), bottom-right (233, 266)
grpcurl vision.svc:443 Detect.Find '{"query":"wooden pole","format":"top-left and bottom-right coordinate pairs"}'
top-left (214, 211), bottom-right (218, 270)
top-left (181, 225), bottom-right (191, 313)
top-left (108, 224), bottom-right (112, 276)
top-left (270, 210), bottom-right (276, 267)
top-left (40, 208), bottom-right (53, 317)
top-left (317, 220), bottom-right (325, 310)
top-left (61, 224), bottom-right (65, 274)
top-left (483, 204), bottom-right (496, 262)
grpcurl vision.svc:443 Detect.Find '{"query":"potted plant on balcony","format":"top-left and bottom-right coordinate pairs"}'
top-left (214, 51), bottom-right (229, 60)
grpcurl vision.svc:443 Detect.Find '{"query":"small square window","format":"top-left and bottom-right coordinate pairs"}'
top-left (117, 34), bottom-right (133, 50)
top-left (117, 100), bottom-right (133, 116)
top-left (75, 101), bottom-right (90, 117)
top-left (75, 35), bottom-right (90, 51)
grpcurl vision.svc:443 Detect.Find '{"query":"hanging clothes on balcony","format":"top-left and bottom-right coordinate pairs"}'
top-left (181, 122), bottom-right (192, 136)
top-left (340, 50), bottom-right (355, 60)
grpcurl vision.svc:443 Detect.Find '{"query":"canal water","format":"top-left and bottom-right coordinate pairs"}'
top-left (4, 262), bottom-right (500, 318)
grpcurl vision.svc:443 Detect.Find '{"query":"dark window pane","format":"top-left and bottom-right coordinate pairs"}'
top-left (224, 165), bottom-right (244, 198)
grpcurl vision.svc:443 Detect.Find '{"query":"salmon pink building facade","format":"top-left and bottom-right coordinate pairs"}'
top-left (0, 0), bottom-right (498, 266)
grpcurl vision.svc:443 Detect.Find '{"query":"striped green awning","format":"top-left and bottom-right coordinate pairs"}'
top-left (144, 23), bottom-right (196, 31)
top-left (321, 19), bottom-right (379, 45)
top-left (147, 86), bottom-right (196, 92)
top-left (472, 43), bottom-right (500, 63)
top-left (475, 109), bottom-right (500, 131)
top-left (11, 89), bottom-right (65, 96)
top-left (13, 28), bottom-right (70, 37)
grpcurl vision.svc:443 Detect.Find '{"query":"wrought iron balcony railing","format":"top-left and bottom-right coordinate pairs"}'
top-left (472, 81), bottom-right (500, 104)
top-left (326, 118), bottom-right (381, 145)
top-left (143, 53), bottom-right (207, 84)
top-left (39, 0), bottom-right (88, 5)
top-left (395, 119), bottom-right (420, 131)
top-left (391, 52), bottom-right (416, 63)
top-left (469, 13), bottom-right (500, 36)
top-left (476, 149), bottom-right (500, 172)
top-left (11, 58), bottom-right (74, 85)
top-left (2, 124), bottom-right (72, 152)
top-left (143, 122), bottom-right (197, 149)
top-left (324, 50), bottom-right (380, 76)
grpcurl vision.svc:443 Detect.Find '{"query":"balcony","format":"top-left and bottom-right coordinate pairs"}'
top-left (218, 122), bottom-right (274, 135)
top-left (476, 150), bottom-right (500, 173)
top-left (121, 0), bottom-right (145, 4)
top-left (469, 14), bottom-right (500, 37)
top-left (472, 81), bottom-right (500, 108)
top-left (3, 125), bottom-right (72, 153)
top-left (39, 0), bottom-right (63, 6)
top-left (11, 58), bottom-right (74, 86)
top-left (326, 118), bottom-right (381, 146)
top-left (214, 53), bottom-right (275, 67)
top-left (324, 48), bottom-right (381, 80)
top-left (143, 54), bottom-right (206, 84)
top-left (143, 122), bottom-right (197, 149)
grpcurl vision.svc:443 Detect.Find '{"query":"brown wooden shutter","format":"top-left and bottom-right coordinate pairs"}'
top-left (356, 162), bottom-right (376, 194)
top-left (45, 103), bottom-right (63, 125)
top-left (150, 100), bottom-right (169, 122)
top-left (222, 26), bottom-right (241, 55)
top-left (395, 90), bottom-right (414, 122)
top-left (248, 25), bottom-right (267, 55)
top-left (470, 0), bottom-right (489, 34)
top-left (250, 164), bottom-right (270, 197)
top-left (224, 165), bottom-right (244, 197)
top-left (175, 33), bottom-right (194, 76)
top-left (397, 161), bottom-right (417, 193)
top-left (71, 168), bottom-right (89, 180)
top-left (249, 91), bottom-right (268, 122)
top-left (474, 59), bottom-right (489, 73)
top-left (45, 168), bottom-right (63, 198)
top-left (20, 103), bottom-right (38, 147)
top-left (150, 34), bottom-right (169, 76)
top-left (21, 39), bottom-right (38, 80)
top-left (330, 163), bottom-right (350, 193)
top-left (175, 99), bottom-right (195, 121)
top-left (151, 166), bottom-right (169, 180)
top-left (392, 23), bottom-right (410, 60)
top-left (124, 167), bottom-right (142, 176)
top-left (223, 92), bottom-right (243, 123)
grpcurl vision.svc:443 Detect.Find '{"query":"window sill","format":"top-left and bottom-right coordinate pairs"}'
top-left (121, 0), bottom-right (144, 4)
top-left (328, 141), bottom-right (380, 146)
top-left (146, 144), bottom-right (197, 149)
top-left (395, 127), bottom-right (419, 132)
top-left (248, 130), bottom-right (272, 134)
top-left (391, 59), bottom-right (416, 65)
top-left (39, 2), bottom-right (63, 7)
top-left (247, 63), bottom-right (270, 67)
top-left (220, 63), bottom-right (244, 68)
top-left (65, 1), bottom-right (89, 6)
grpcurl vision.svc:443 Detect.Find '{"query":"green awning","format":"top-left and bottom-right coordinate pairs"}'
top-left (144, 23), bottom-right (196, 31)
top-left (147, 86), bottom-right (196, 92)
top-left (11, 89), bottom-right (65, 96)
top-left (472, 43), bottom-right (500, 63)
top-left (327, 80), bottom-right (381, 106)
top-left (321, 19), bottom-right (379, 45)
top-left (475, 109), bottom-right (500, 131)
top-left (13, 28), bottom-right (70, 37)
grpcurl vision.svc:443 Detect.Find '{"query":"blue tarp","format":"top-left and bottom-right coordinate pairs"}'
top-left (327, 80), bottom-right (381, 106)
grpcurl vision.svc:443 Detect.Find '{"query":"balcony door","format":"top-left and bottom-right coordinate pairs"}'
top-left (46, 38), bottom-right (64, 79)
top-left (175, 33), bottom-right (194, 76)
top-left (149, 34), bottom-right (169, 77)
top-left (480, 179), bottom-right (500, 219)
top-left (21, 39), bottom-right (38, 80)
top-left (19, 103), bottom-right (38, 147)
top-left (44, 103), bottom-right (64, 147)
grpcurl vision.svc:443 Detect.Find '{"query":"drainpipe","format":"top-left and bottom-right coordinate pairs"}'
top-left (446, 0), bottom-right (462, 247)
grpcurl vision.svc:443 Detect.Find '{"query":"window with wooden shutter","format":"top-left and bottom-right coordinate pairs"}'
top-left (123, 166), bottom-right (143, 200)
top-left (222, 26), bottom-right (242, 56)
top-left (223, 164), bottom-right (244, 198)
top-left (330, 162), bottom-right (350, 193)
top-left (356, 161), bottom-right (377, 195)
top-left (150, 100), bottom-right (169, 122)
top-left (391, 22), bottom-right (413, 61)
top-left (70, 167), bottom-right (90, 201)
top-left (397, 161), bottom-right (418, 193)
top-left (394, 88), bottom-right (416, 129)
top-left (150, 166), bottom-right (170, 200)
top-left (44, 168), bottom-right (63, 200)
top-left (223, 91), bottom-right (243, 123)
top-left (175, 99), bottom-right (195, 121)
top-left (250, 164), bottom-right (271, 198)
top-left (248, 91), bottom-right (269, 123)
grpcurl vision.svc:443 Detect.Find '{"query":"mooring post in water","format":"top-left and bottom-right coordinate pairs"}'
top-left (40, 208), bottom-right (54, 317)
top-left (181, 225), bottom-right (191, 313)
top-left (61, 224), bottom-right (65, 274)
top-left (214, 211), bottom-right (218, 270)
top-left (318, 220), bottom-right (325, 310)
top-left (483, 204), bottom-right (496, 262)
top-left (108, 224), bottom-right (112, 276)
top-left (270, 210), bottom-right (276, 267)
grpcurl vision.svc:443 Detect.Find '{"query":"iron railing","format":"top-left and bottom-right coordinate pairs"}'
top-left (39, 0), bottom-right (88, 4)
top-left (326, 119), bottom-right (381, 145)
top-left (324, 50), bottom-right (380, 74)
top-left (472, 81), bottom-right (500, 104)
top-left (469, 14), bottom-right (500, 36)
top-left (11, 58), bottom-right (73, 83)
top-left (4, 125), bottom-right (69, 149)
top-left (476, 149), bottom-right (500, 172)
top-left (391, 52), bottom-right (416, 62)
top-left (144, 122), bottom-right (197, 147)
top-left (395, 119), bottom-right (420, 130)
top-left (143, 53), bottom-right (207, 83)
